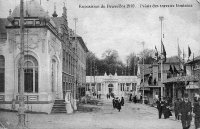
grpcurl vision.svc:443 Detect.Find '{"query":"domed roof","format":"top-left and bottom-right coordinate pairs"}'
top-left (11, 0), bottom-right (49, 18)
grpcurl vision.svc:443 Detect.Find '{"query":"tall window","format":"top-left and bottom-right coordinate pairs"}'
top-left (0, 55), bottom-right (5, 92)
top-left (18, 55), bottom-right (38, 93)
top-left (97, 83), bottom-right (101, 91)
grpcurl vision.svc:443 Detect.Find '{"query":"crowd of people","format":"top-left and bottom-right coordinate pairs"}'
top-left (97, 92), bottom-right (200, 129)
top-left (129, 94), bottom-right (143, 103)
top-left (156, 93), bottom-right (200, 129)
top-left (156, 97), bottom-right (172, 119)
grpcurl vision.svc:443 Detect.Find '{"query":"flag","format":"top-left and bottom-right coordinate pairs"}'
top-left (178, 43), bottom-right (182, 60)
top-left (188, 46), bottom-right (191, 59)
top-left (161, 41), bottom-right (166, 63)
top-left (169, 65), bottom-right (174, 74)
top-left (173, 65), bottom-right (179, 74)
top-left (154, 46), bottom-right (160, 61)
top-left (155, 46), bottom-right (158, 57)
top-left (180, 48), bottom-right (185, 70)
top-left (183, 48), bottom-right (185, 61)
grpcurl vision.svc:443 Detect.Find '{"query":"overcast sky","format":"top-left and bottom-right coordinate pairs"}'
top-left (0, 0), bottom-right (200, 63)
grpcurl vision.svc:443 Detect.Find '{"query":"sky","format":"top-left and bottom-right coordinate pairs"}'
top-left (0, 0), bottom-right (200, 63)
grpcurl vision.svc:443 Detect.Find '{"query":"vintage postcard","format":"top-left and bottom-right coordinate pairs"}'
top-left (0, 0), bottom-right (200, 128)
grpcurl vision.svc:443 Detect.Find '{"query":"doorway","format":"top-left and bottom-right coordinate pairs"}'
top-left (108, 84), bottom-right (114, 94)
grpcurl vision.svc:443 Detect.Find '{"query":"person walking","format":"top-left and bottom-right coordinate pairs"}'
top-left (112, 97), bottom-right (116, 109)
top-left (115, 97), bottom-right (121, 112)
top-left (163, 98), bottom-right (170, 119)
top-left (174, 98), bottom-right (181, 120)
top-left (179, 93), bottom-right (192, 129)
top-left (121, 97), bottom-right (124, 106)
top-left (134, 95), bottom-right (137, 103)
top-left (193, 97), bottom-right (200, 129)
top-left (129, 94), bottom-right (132, 102)
top-left (156, 97), bottom-right (164, 119)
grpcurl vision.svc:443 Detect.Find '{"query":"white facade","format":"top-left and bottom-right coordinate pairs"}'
top-left (0, 0), bottom-right (88, 113)
top-left (86, 73), bottom-right (140, 98)
top-left (0, 21), bottom-right (63, 113)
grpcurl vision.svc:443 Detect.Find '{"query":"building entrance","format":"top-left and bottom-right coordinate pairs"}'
top-left (108, 84), bottom-right (114, 94)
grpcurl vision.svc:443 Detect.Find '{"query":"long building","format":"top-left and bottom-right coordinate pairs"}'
top-left (86, 72), bottom-right (141, 98)
top-left (0, 0), bottom-right (88, 113)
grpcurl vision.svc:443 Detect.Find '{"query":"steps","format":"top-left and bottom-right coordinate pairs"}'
top-left (51, 99), bottom-right (67, 113)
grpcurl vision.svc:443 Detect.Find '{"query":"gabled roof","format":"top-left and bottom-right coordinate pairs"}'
top-left (186, 55), bottom-right (200, 64)
top-left (158, 56), bottom-right (180, 64)
top-left (165, 56), bottom-right (180, 64)
top-left (51, 17), bottom-right (89, 52)
top-left (51, 17), bottom-right (63, 29)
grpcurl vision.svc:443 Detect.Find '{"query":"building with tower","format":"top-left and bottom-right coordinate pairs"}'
top-left (0, 0), bottom-right (88, 113)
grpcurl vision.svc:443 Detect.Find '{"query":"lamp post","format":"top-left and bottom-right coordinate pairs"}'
top-left (17, 0), bottom-right (26, 128)
top-left (142, 42), bottom-right (145, 104)
top-left (73, 17), bottom-right (78, 110)
top-left (138, 42), bottom-right (145, 104)
top-left (159, 16), bottom-right (164, 100)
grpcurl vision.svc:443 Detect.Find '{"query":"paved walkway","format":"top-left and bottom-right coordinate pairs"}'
top-left (0, 99), bottom-right (195, 129)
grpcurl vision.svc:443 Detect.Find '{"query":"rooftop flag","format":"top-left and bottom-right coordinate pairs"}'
top-left (169, 65), bottom-right (174, 74)
top-left (161, 41), bottom-right (166, 63)
top-left (178, 43), bottom-right (182, 60)
top-left (188, 46), bottom-right (191, 59)
top-left (173, 65), bottom-right (179, 74)
top-left (154, 46), bottom-right (160, 61)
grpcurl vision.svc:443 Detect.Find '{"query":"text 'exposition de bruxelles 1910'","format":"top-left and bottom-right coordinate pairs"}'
top-left (79, 4), bottom-right (193, 8)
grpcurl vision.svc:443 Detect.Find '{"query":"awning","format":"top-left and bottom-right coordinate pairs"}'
top-left (163, 75), bottom-right (199, 84)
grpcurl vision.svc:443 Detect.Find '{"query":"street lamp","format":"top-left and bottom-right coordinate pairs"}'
top-left (138, 41), bottom-right (145, 104)
top-left (73, 17), bottom-right (78, 110)
top-left (17, 0), bottom-right (26, 129)
top-left (159, 16), bottom-right (164, 100)
top-left (141, 42), bottom-right (145, 104)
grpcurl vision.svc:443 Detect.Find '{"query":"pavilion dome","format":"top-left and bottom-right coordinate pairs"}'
top-left (11, 0), bottom-right (49, 18)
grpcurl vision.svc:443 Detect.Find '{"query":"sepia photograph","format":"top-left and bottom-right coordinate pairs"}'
top-left (0, 0), bottom-right (200, 128)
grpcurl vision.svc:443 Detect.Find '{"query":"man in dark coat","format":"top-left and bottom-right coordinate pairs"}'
top-left (179, 93), bottom-right (192, 129)
top-left (129, 94), bottom-right (132, 102)
top-left (163, 98), bottom-right (171, 119)
top-left (174, 98), bottom-right (181, 120)
top-left (193, 97), bottom-right (200, 129)
top-left (112, 97), bottom-right (116, 108)
top-left (156, 97), bottom-right (164, 119)
top-left (121, 97), bottom-right (124, 106)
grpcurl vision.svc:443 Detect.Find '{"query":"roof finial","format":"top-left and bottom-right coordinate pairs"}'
top-left (9, 9), bottom-right (12, 16)
top-left (62, 2), bottom-right (67, 18)
top-left (52, 2), bottom-right (58, 17)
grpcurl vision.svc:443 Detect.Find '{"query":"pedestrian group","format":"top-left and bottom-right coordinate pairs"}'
top-left (112, 97), bottom-right (124, 112)
top-left (156, 93), bottom-right (200, 129)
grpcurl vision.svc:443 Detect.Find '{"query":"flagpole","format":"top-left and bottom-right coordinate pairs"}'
top-left (142, 41), bottom-right (145, 104)
top-left (159, 16), bottom-right (164, 101)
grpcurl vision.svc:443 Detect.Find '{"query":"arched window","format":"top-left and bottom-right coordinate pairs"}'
top-left (0, 55), bottom-right (5, 92)
top-left (18, 55), bottom-right (38, 93)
